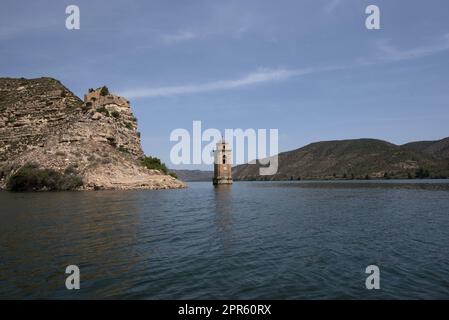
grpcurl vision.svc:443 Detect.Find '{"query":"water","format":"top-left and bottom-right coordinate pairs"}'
top-left (1, 180), bottom-right (449, 299)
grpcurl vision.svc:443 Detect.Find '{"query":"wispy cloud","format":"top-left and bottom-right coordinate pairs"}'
top-left (119, 66), bottom-right (341, 98)
top-left (160, 30), bottom-right (200, 45)
top-left (375, 34), bottom-right (449, 62)
top-left (324, 0), bottom-right (342, 14)
top-left (120, 34), bottom-right (449, 99)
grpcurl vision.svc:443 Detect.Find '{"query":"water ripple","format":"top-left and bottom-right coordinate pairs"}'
top-left (1, 181), bottom-right (449, 299)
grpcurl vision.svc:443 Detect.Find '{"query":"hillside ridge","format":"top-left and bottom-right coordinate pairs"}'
top-left (233, 137), bottom-right (449, 181)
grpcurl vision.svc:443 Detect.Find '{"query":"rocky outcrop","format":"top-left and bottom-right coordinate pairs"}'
top-left (0, 77), bottom-right (186, 190)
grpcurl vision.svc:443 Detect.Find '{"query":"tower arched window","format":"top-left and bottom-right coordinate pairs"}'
top-left (222, 155), bottom-right (226, 164)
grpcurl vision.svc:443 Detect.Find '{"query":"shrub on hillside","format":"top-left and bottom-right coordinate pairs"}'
top-left (6, 163), bottom-right (83, 192)
top-left (169, 172), bottom-right (178, 179)
top-left (141, 156), bottom-right (170, 175)
top-left (415, 168), bottom-right (430, 179)
top-left (111, 111), bottom-right (120, 118)
top-left (118, 146), bottom-right (129, 153)
top-left (100, 86), bottom-right (109, 96)
top-left (97, 106), bottom-right (110, 117)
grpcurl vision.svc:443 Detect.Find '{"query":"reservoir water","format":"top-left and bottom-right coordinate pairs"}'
top-left (1, 180), bottom-right (449, 299)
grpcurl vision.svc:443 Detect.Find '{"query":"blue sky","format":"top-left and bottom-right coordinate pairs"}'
top-left (1, 0), bottom-right (449, 169)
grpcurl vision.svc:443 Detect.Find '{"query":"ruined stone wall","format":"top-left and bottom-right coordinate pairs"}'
top-left (84, 89), bottom-right (130, 108)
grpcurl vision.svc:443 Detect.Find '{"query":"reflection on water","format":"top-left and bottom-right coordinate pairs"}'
top-left (1, 181), bottom-right (449, 299)
top-left (214, 186), bottom-right (233, 238)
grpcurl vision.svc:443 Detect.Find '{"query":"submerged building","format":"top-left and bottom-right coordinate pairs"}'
top-left (213, 140), bottom-right (233, 185)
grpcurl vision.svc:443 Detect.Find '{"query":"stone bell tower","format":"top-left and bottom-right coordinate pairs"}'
top-left (213, 139), bottom-right (233, 185)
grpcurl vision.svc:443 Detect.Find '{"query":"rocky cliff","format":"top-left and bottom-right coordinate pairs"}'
top-left (0, 77), bottom-right (186, 190)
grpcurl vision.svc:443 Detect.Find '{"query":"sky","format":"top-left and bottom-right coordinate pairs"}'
top-left (1, 0), bottom-right (449, 169)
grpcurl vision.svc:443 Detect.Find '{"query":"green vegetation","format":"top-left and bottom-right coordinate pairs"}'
top-left (141, 156), bottom-right (176, 178)
top-left (118, 146), bottom-right (129, 153)
top-left (141, 156), bottom-right (169, 173)
top-left (169, 172), bottom-right (178, 179)
top-left (415, 168), bottom-right (430, 179)
top-left (124, 122), bottom-right (133, 130)
top-left (100, 86), bottom-right (110, 96)
top-left (111, 111), bottom-right (120, 119)
top-left (97, 106), bottom-right (110, 117)
top-left (6, 163), bottom-right (83, 192)
top-left (6, 116), bottom-right (16, 124)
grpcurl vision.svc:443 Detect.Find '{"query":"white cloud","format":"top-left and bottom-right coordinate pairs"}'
top-left (160, 30), bottom-right (199, 45)
top-left (375, 34), bottom-right (449, 62)
top-left (119, 66), bottom-right (341, 99)
top-left (120, 34), bottom-right (449, 99)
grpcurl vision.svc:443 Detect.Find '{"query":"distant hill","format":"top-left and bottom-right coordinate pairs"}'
top-left (402, 137), bottom-right (449, 159)
top-left (233, 138), bottom-right (449, 181)
top-left (172, 169), bottom-right (213, 181)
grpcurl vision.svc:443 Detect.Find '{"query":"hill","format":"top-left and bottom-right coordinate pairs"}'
top-left (402, 137), bottom-right (449, 159)
top-left (0, 77), bottom-right (185, 190)
top-left (232, 138), bottom-right (449, 181)
top-left (171, 169), bottom-right (213, 181)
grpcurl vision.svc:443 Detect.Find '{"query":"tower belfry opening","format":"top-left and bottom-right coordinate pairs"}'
top-left (213, 140), bottom-right (233, 185)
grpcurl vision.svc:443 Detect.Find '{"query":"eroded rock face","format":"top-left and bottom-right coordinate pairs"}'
top-left (0, 77), bottom-right (186, 190)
